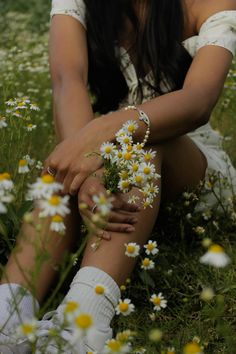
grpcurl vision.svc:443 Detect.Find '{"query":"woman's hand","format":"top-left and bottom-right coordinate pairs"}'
top-left (78, 172), bottom-right (140, 237)
top-left (43, 119), bottom-right (110, 195)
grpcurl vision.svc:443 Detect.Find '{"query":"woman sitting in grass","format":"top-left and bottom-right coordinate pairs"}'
top-left (0, 0), bottom-right (236, 353)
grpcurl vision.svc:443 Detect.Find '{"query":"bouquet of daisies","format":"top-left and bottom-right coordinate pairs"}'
top-left (100, 120), bottom-right (160, 209)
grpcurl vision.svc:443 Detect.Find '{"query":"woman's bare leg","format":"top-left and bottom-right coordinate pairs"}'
top-left (80, 135), bottom-right (207, 286)
top-left (1, 197), bottom-right (81, 303)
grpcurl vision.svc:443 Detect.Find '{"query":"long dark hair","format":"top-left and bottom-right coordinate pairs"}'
top-left (84, 0), bottom-right (192, 114)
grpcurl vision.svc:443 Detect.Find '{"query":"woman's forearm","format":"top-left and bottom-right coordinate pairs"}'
top-left (52, 79), bottom-right (94, 141)
top-left (100, 86), bottom-right (212, 145)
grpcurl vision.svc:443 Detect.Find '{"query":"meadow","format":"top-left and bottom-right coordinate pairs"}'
top-left (0, 1), bottom-right (236, 353)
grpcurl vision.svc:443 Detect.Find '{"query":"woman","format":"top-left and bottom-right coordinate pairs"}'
top-left (1, 0), bottom-right (236, 353)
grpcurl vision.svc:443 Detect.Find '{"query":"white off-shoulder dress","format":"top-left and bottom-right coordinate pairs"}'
top-left (50, 1), bottom-right (236, 211)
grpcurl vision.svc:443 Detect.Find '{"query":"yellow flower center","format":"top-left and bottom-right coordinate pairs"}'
top-left (52, 215), bottom-right (63, 223)
top-left (0, 172), bottom-right (11, 181)
top-left (209, 244), bottom-right (224, 253)
top-left (135, 175), bottom-right (142, 183)
top-left (107, 339), bottom-right (122, 351)
top-left (142, 258), bottom-right (150, 267)
top-left (98, 195), bottom-right (107, 204)
top-left (131, 164), bottom-right (139, 172)
top-left (136, 144), bottom-right (142, 150)
top-left (64, 301), bottom-right (79, 314)
top-left (94, 285), bottom-right (105, 295)
top-left (143, 167), bottom-right (151, 175)
top-left (126, 145), bottom-right (132, 152)
top-left (127, 245), bottom-right (135, 253)
top-left (144, 153), bottom-right (151, 161)
top-left (147, 244), bottom-right (154, 251)
top-left (127, 125), bottom-right (135, 133)
top-left (122, 181), bottom-right (129, 189)
top-left (19, 159), bottom-right (27, 167)
top-left (74, 313), bottom-right (93, 329)
top-left (119, 303), bottom-right (129, 312)
top-left (21, 324), bottom-right (34, 335)
top-left (18, 102), bottom-right (25, 107)
top-left (152, 297), bottom-right (161, 306)
top-left (124, 152), bottom-right (132, 160)
top-left (117, 151), bottom-right (123, 158)
top-left (123, 137), bottom-right (130, 144)
top-left (183, 342), bottom-right (201, 354)
top-left (41, 174), bottom-right (54, 183)
top-left (48, 195), bottom-right (60, 206)
top-left (104, 146), bottom-right (112, 153)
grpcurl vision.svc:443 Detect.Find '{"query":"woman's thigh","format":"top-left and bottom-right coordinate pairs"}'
top-left (80, 134), bottom-right (207, 285)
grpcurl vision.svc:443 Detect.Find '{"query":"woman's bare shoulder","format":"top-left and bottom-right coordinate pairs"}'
top-left (191, 0), bottom-right (236, 31)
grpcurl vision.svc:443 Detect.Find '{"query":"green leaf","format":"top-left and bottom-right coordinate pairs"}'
top-left (138, 270), bottom-right (155, 288)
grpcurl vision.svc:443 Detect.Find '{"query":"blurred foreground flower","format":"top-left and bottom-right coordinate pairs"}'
top-left (183, 342), bottom-right (203, 354)
top-left (103, 338), bottom-right (131, 353)
top-left (199, 244), bottom-right (231, 268)
top-left (0, 172), bottom-right (14, 213)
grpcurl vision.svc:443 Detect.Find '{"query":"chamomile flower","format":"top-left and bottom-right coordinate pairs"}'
top-left (142, 149), bottom-right (156, 162)
top-left (23, 154), bottom-right (35, 166)
top-left (103, 338), bottom-right (131, 353)
top-left (139, 162), bottom-right (156, 179)
top-left (144, 240), bottom-right (159, 256)
top-left (128, 162), bottom-right (139, 173)
top-left (0, 190), bottom-right (14, 214)
top-left (123, 120), bottom-right (138, 134)
top-left (72, 313), bottom-right (93, 339)
top-left (183, 342), bottom-right (203, 354)
top-left (142, 183), bottom-right (159, 199)
top-left (18, 159), bottom-right (30, 174)
top-left (112, 149), bottom-right (124, 164)
top-left (50, 214), bottom-right (66, 234)
top-left (100, 142), bottom-right (115, 159)
top-left (133, 143), bottom-right (144, 153)
top-left (29, 103), bottom-right (40, 111)
top-left (115, 298), bottom-right (135, 316)
top-left (125, 242), bottom-right (140, 257)
top-left (127, 195), bottom-right (140, 204)
top-left (118, 134), bottom-right (133, 146)
top-left (5, 98), bottom-right (16, 106)
top-left (116, 329), bottom-right (135, 342)
top-left (115, 128), bottom-right (127, 140)
top-left (25, 123), bottom-right (37, 131)
top-left (92, 192), bottom-right (114, 216)
top-left (38, 194), bottom-right (70, 217)
top-left (167, 347), bottom-right (176, 354)
top-left (141, 258), bottom-right (155, 270)
top-left (0, 172), bottom-right (14, 191)
top-left (118, 179), bottom-right (131, 193)
top-left (199, 244), bottom-right (231, 268)
top-left (15, 318), bottom-right (37, 342)
top-left (0, 116), bottom-right (7, 128)
top-left (142, 197), bottom-right (153, 209)
top-left (150, 293), bottom-right (167, 311)
top-left (94, 284), bottom-right (107, 296)
top-left (200, 287), bottom-right (215, 301)
top-left (27, 174), bottom-right (62, 200)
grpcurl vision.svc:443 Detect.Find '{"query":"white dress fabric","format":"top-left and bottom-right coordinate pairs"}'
top-left (50, 1), bottom-right (236, 211)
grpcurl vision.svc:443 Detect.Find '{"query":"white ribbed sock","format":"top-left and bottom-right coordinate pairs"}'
top-left (59, 266), bottom-right (121, 351)
top-left (0, 283), bottom-right (39, 339)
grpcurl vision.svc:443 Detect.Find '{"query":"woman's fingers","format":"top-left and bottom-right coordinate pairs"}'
top-left (112, 196), bottom-right (140, 213)
top-left (108, 211), bottom-right (138, 225)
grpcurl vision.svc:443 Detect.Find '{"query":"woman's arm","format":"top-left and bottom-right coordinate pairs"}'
top-left (49, 15), bottom-right (93, 141)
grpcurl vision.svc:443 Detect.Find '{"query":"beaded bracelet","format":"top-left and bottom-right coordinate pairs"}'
top-left (124, 105), bottom-right (151, 147)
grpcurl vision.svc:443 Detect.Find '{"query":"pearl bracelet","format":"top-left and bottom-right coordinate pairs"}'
top-left (124, 105), bottom-right (151, 147)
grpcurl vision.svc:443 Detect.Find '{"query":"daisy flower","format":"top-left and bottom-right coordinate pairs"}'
top-left (71, 313), bottom-right (93, 340)
top-left (27, 174), bottom-right (62, 200)
top-left (118, 179), bottom-right (131, 193)
top-left (183, 342), bottom-right (203, 354)
top-left (100, 142), bottom-right (115, 159)
top-left (115, 299), bottom-right (135, 316)
top-left (142, 197), bottom-right (153, 209)
top-left (122, 120), bottom-right (139, 134)
top-left (144, 240), bottom-right (159, 256)
top-left (128, 162), bottom-right (139, 173)
top-left (117, 134), bottom-right (133, 146)
top-left (142, 183), bottom-right (159, 199)
top-left (142, 149), bottom-right (156, 162)
top-left (199, 244), bottom-right (231, 268)
top-left (5, 98), bottom-right (16, 106)
top-left (125, 242), bottom-right (140, 257)
top-left (127, 195), bottom-right (140, 204)
top-left (0, 116), bottom-right (7, 129)
top-left (167, 347), bottom-right (176, 354)
top-left (38, 194), bottom-right (70, 217)
top-left (112, 149), bottom-right (124, 164)
top-left (18, 159), bottom-right (30, 174)
top-left (63, 301), bottom-right (80, 321)
top-left (15, 318), bottom-right (38, 343)
top-left (29, 103), bottom-right (40, 111)
top-left (0, 172), bottom-right (14, 191)
top-left (50, 214), bottom-right (66, 234)
top-left (92, 192), bottom-right (114, 216)
top-left (150, 293), bottom-right (167, 311)
top-left (25, 123), bottom-right (37, 131)
top-left (141, 258), bottom-right (155, 270)
top-left (133, 143), bottom-right (144, 153)
top-left (94, 284), bottom-right (107, 296)
top-left (0, 190), bottom-right (14, 214)
top-left (116, 329), bottom-right (135, 342)
top-left (103, 338), bottom-right (130, 353)
top-left (139, 162), bottom-right (156, 179)
top-left (200, 287), bottom-right (215, 301)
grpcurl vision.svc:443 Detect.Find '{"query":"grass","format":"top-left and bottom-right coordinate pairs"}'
top-left (0, 2), bottom-right (236, 353)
